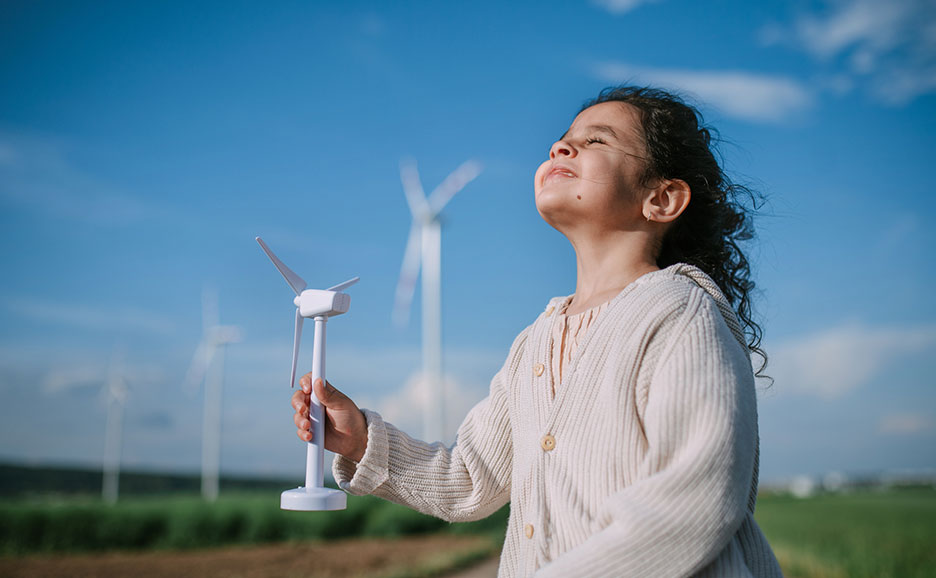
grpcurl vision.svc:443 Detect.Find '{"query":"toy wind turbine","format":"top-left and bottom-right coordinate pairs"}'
top-left (101, 346), bottom-right (129, 505)
top-left (256, 236), bottom-right (358, 511)
top-left (184, 289), bottom-right (244, 502)
top-left (394, 159), bottom-right (481, 443)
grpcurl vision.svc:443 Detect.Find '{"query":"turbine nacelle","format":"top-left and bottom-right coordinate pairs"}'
top-left (294, 289), bottom-right (351, 319)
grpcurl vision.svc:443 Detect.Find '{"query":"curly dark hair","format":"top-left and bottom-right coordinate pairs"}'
top-left (582, 86), bottom-right (768, 379)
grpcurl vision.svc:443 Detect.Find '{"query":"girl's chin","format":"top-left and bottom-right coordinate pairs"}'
top-left (535, 197), bottom-right (588, 228)
top-left (535, 188), bottom-right (583, 213)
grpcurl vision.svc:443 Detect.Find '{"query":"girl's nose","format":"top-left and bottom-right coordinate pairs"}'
top-left (549, 139), bottom-right (576, 159)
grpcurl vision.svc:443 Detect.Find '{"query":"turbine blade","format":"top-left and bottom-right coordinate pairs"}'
top-left (184, 341), bottom-right (214, 393)
top-left (291, 309), bottom-right (303, 389)
top-left (392, 224), bottom-right (422, 327)
top-left (327, 276), bottom-right (360, 292)
top-left (256, 237), bottom-right (307, 295)
top-left (427, 160), bottom-right (481, 215)
top-left (216, 325), bottom-right (244, 344)
top-left (400, 159), bottom-right (430, 218)
top-left (202, 287), bottom-right (219, 336)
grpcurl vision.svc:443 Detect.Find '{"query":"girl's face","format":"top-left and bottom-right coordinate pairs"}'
top-left (534, 101), bottom-right (649, 232)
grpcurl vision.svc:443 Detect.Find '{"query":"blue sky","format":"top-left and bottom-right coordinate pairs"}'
top-left (1, 0), bottom-right (934, 485)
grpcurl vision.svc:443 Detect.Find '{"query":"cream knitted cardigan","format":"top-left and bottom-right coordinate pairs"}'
top-left (334, 264), bottom-right (782, 577)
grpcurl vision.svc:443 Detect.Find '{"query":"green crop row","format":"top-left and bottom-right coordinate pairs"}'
top-left (0, 492), bottom-right (509, 555)
top-left (3, 485), bottom-right (934, 578)
top-left (754, 487), bottom-right (936, 578)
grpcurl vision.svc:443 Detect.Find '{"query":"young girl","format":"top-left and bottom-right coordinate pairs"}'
top-left (291, 86), bottom-right (782, 577)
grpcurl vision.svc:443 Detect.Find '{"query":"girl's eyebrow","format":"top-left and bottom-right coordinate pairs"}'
top-left (561, 124), bottom-right (620, 141)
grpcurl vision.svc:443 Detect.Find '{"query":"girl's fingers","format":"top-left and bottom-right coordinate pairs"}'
top-left (293, 411), bottom-right (310, 430)
top-left (299, 372), bottom-right (314, 393)
top-left (291, 389), bottom-right (308, 412)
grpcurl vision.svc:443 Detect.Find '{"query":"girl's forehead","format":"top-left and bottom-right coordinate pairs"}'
top-left (571, 101), bottom-right (641, 132)
top-left (566, 102), bottom-right (645, 148)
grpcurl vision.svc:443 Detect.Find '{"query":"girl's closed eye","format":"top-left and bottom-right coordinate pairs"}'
top-left (585, 136), bottom-right (606, 145)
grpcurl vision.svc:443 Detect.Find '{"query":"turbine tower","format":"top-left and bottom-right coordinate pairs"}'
top-left (101, 346), bottom-right (129, 505)
top-left (394, 159), bottom-right (481, 443)
top-left (185, 289), bottom-right (244, 502)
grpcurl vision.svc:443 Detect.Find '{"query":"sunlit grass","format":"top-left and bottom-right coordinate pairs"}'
top-left (4, 485), bottom-right (933, 577)
top-left (755, 487), bottom-right (936, 578)
top-left (0, 492), bottom-right (508, 555)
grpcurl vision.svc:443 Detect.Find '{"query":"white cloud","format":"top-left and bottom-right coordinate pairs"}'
top-left (878, 412), bottom-right (934, 435)
top-left (763, 0), bottom-right (936, 104)
top-left (766, 323), bottom-right (936, 399)
top-left (361, 371), bottom-right (489, 445)
top-left (41, 364), bottom-right (105, 394)
top-left (3, 296), bottom-right (176, 335)
top-left (0, 131), bottom-right (167, 226)
top-left (591, 0), bottom-right (664, 15)
top-left (40, 355), bottom-right (165, 395)
top-left (794, 0), bottom-right (908, 61)
top-left (593, 62), bottom-right (813, 123)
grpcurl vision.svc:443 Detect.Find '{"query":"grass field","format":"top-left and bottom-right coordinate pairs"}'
top-left (2, 480), bottom-right (933, 577)
top-left (0, 492), bottom-right (508, 555)
top-left (754, 487), bottom-right (936, 578)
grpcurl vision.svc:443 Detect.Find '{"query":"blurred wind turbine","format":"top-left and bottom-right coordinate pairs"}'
top-left (184, 288), bottom-right (244, 502)
top-left (394, 158), bottom-right (481, 443)
top-left (101, 346), bottom-right (129, 505)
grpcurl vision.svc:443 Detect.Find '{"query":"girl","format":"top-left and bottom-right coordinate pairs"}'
top-left (291, 86), bottom-right (782, 577)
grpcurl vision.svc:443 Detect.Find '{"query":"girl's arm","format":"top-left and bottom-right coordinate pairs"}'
top-left (537, 297), bottom-right (758, 577)
top-left (331, 331), bottom-right (527, 523)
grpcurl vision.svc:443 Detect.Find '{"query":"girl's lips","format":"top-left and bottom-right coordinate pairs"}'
top-left (546, 165), bottom-right (577, 183)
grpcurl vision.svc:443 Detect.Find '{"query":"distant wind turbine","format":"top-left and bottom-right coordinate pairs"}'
top-left (394, 158), bottom-right (481, 443)
top-left (101, 346), bottom-right (129, 505)
top-left (185, 289), bottom-right (244, 502)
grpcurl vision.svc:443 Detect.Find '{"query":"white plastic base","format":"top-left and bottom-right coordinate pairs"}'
top-left (280, 486), bottom-right (347, 511)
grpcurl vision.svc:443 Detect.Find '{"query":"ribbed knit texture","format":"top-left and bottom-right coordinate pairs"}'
top-left (334, 263), bottom-right (782, 577)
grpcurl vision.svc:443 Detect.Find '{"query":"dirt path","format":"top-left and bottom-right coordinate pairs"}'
top-left (442, 556), bottom-right (500, 578)
top-left (0, 535), bottom-right (494, 578)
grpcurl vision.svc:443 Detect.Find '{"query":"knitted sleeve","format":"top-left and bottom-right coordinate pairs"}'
top-left (331, 331), bottom-right (526, 523)
top-left (535, 291), bottom-right (758, 577)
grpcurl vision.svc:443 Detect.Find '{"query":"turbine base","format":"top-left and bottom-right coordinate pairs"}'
top-left (280, 486), bottom-right (347, 511)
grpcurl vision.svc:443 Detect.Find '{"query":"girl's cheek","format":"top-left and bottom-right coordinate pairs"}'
top-left (533, 161), bottom-right (551, 192)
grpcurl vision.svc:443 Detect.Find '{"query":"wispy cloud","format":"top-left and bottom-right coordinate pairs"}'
top-left (878, 412), bottom-right (934, 435)
top-left (761, 0), bottom-right (936, 104)
top-left (3, 296), bottom-right (176, 335)
top-left (0, 131), bottom-right (167, 226)
top-left (766, 323), bottom-right (936, 399)
top-left (593, 62), bottom-right (813, 123)
top-left (591, 0), bottom-right (665, 15)
top-left (360, 371), bottom-right (489, 445)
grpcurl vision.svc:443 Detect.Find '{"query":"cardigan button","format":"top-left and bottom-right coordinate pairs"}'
top-left (533, 363), bottom-right (545, 377)
top-left (545, 306), bottom-right (555, 316)
top-left (524, 523), bottom-right (534, 539)
top-left (541, 434), bottom-right (556, 451)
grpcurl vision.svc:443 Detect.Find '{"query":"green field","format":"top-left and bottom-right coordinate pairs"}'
top-left (0, 492), bottom-right (508, 555)
top-left (754, 487), bottom-right (936, 578)
top-left (1, 467), bottom-right (934, 578)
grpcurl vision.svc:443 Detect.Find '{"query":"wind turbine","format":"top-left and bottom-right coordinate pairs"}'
top-left (184, 289), bottom-right (244, 502)
top-left (101, 346), bottom-right (129, 505)
top-left (256, 236), bottom-right (358, 512)
top-left (393, 159), bottom-right (481, 443)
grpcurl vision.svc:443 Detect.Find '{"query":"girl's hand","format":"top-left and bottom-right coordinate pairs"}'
top-left (291, 374), bottom-right (368, 463)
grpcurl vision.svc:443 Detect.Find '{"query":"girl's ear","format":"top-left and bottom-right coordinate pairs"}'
top-left (643, 179), bottom-right (690, 223)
